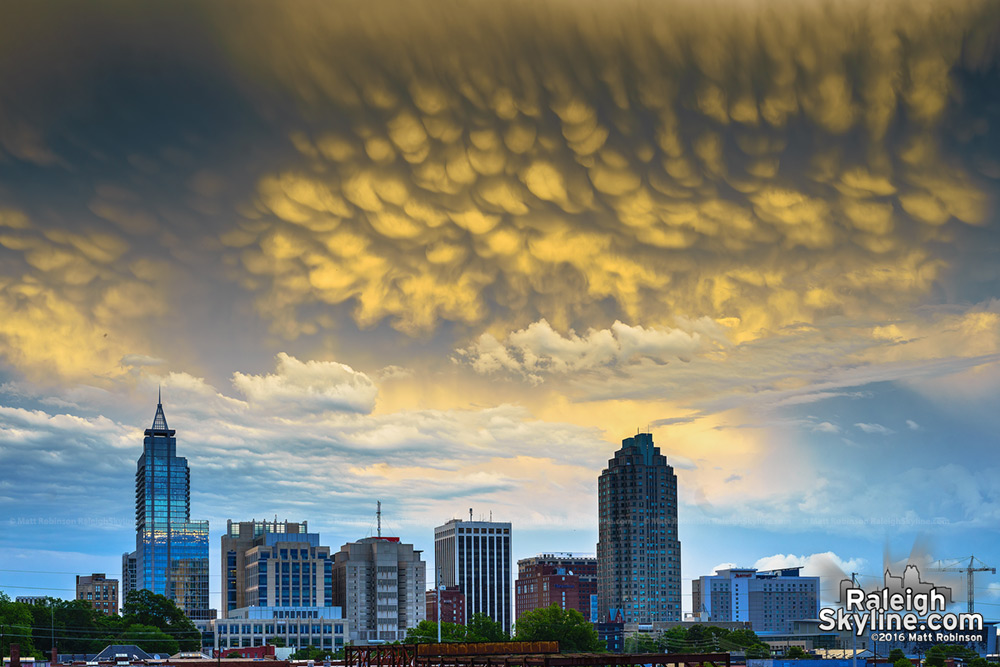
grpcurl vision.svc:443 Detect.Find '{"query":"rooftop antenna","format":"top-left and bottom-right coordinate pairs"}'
top-left (377, 500), bottom-right (382, 538)
top-left (469, 507), bottom-right (473, 522)
top-left (158, 384), bottom-right (162, 405)
top-left (490, 510), bottom-right (492, 521)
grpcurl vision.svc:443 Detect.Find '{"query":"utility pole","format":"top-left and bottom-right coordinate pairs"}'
top-left (437, 566), bottom-right (443, 644)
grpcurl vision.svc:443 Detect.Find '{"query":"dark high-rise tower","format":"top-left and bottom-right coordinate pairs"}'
top-left (434, 517), bottom-right (512, 634)
top-left (597, 433), bottom-right (680, 623)
top-left (125, 393), bottom-right (212, 619)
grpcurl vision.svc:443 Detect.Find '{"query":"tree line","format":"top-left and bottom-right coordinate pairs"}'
top-left (0, 591), bottom-right (201, 658)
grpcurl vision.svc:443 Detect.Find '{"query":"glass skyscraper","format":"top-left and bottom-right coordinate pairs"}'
top-left (124, 393), bottom-right (212, 619)
top-left (597, 432), bottom-right (681, 623)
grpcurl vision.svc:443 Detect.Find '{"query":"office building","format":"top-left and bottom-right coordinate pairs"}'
top-left (332, 537), bottom-right (426, 643)
top-left (515, 553), bottom-right (597, 621)
top-left (596, 616), bottom-right (625, 654)
top-left (426, 586), bottom-right (465, 625)
top-left (15, 596), bottom-right (49, 604)
top-left (597, 432), bottom-right (681, 623)
top-left (211, 606), bottom-right (348, 650)
top-left (691, 567), bottom-right (819, 633)
top-left (125, 393), bottom-right (213, 620)
top-left (122, 552), bottom-right (137, 605)
top-left (434, 515), bottom-right (512, 634)
top-left (221, 520), bottom-right (332, 618)
top-left (76, 573), bottom-right (119, 615)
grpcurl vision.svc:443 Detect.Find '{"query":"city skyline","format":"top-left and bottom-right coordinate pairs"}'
top-left (1, 0), bottom-right (999, 626)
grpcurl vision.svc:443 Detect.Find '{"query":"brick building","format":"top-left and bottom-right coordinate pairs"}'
top-left (426, 586), bottom-right (466, 625)
top-left (76, 573), bottom-right (119, 615)
top-left (515, 553), bottom-right (597, 621)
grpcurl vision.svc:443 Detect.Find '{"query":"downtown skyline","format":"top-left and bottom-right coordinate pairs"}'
top-left (1, 0), bottom-right (999, 621)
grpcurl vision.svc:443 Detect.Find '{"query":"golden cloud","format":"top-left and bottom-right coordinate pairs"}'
top-left (203, 0), bottom-right (998, 344)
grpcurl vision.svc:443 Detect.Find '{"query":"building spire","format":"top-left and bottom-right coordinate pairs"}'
top-left (150, 389), bottom-right (170, 433)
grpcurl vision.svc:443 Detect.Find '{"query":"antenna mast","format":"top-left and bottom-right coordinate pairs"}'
top-left (377, 500), bottom-right (382, 538)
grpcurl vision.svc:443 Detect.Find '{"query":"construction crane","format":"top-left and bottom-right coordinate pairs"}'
top-left (930, 556), bottom-right (995, 614)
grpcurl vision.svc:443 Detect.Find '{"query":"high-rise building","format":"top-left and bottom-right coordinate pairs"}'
top-left (434, 516), bottom-right (512, 634)
top-left (121, 552), bottom-right (137, 606)
top-left (597, 433), bottom-right (681, 623)
top-left (126, 393), bottom-right (213, 620)
top-left (691, 567), bottom-right (819, 632)
top-left (221, 520), bottom-right (329, 618)
top-left (426, 586), bottom-right (465, 626)
top-left (332, 537), bottom-right (426, 643)
top-left (76, 573), bottom-right (119, 616)
top-left (515, 553), bottom-right (597, 621)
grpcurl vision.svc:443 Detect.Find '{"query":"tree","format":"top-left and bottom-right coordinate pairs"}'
top-left (657, 627), bottom-right (689, 653)
top-left (268, 637), bottom-right (286, 648)
top-left (785, 646), bottom-right (808, 659)
top-left (290, 645), bottom-right (333, 660)
top-left (895, 658), bottom-right (914, 667)
top-left (118, 623), bottom-right (179, 656)
top-left (924, 646), bottom-right (946, 667)
top-left (404, 620), bottom-right (477, 643)
top-left (652, 626), bottom-right (768, 658)
top-left (925, 644), bottom-right (979, 667)
top-left (888, 649), bottom-right (907, 663)
top-left (624, 634), bottom-right (659, 654)
top-left (121, 591), bottom-right (200, 651)
top-left (0, 593), bottom-right (37, 657)
top-left (468, 613), bottom-right (510, 642)
top-left (26, 598), bottom-right (111, 655)
top-left (514, 605), bottom-right (602, 653)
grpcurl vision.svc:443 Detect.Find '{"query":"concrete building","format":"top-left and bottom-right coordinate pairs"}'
top-left (434, 516), bottom-right (512, 634)
top-left (426, 586), bottom-right (465, 625)
top-left (515, 553), bottom-right (597, 621)
top-left (691, 567), bottom-right (819, 633)
top-left (597, 433), bottom-right (681, 624)
top-left (121, 553), bottom-right (137, 605)
top-left (76, 573), bottom-right (118, 616)
top-left (332, 537), bottom-right (425, 644)
top-left (15, 596), bottom-right (49, 604)
top-left (125, 393), bottom-right (213, 620)
top-left (210, 606), bottom-right (347, 651)
top-left (220, 520), bottom-right (330, 618)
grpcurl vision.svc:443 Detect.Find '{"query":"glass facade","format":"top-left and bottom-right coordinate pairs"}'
top-left (597, 433), bottom-right (681, 624)
top-left (133, 397), bottom-right (212, 619)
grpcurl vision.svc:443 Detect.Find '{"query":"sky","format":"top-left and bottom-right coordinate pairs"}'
top-left (1, 0), bottom-right (1000, 618)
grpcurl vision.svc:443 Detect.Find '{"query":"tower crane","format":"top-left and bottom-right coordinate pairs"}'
top-left (929, 556), bottom-right (995, 614)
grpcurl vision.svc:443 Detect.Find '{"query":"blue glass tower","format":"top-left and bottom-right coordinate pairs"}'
top-left (127, 392), bottom-right (212, 619)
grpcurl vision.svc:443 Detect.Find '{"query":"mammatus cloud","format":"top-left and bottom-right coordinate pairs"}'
top-left (0, 208), bottom-right (170, 382)
top-left (209, 0), bottom-right (1000, 344)
top-left (0, 0), bottom-right (996, 392)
